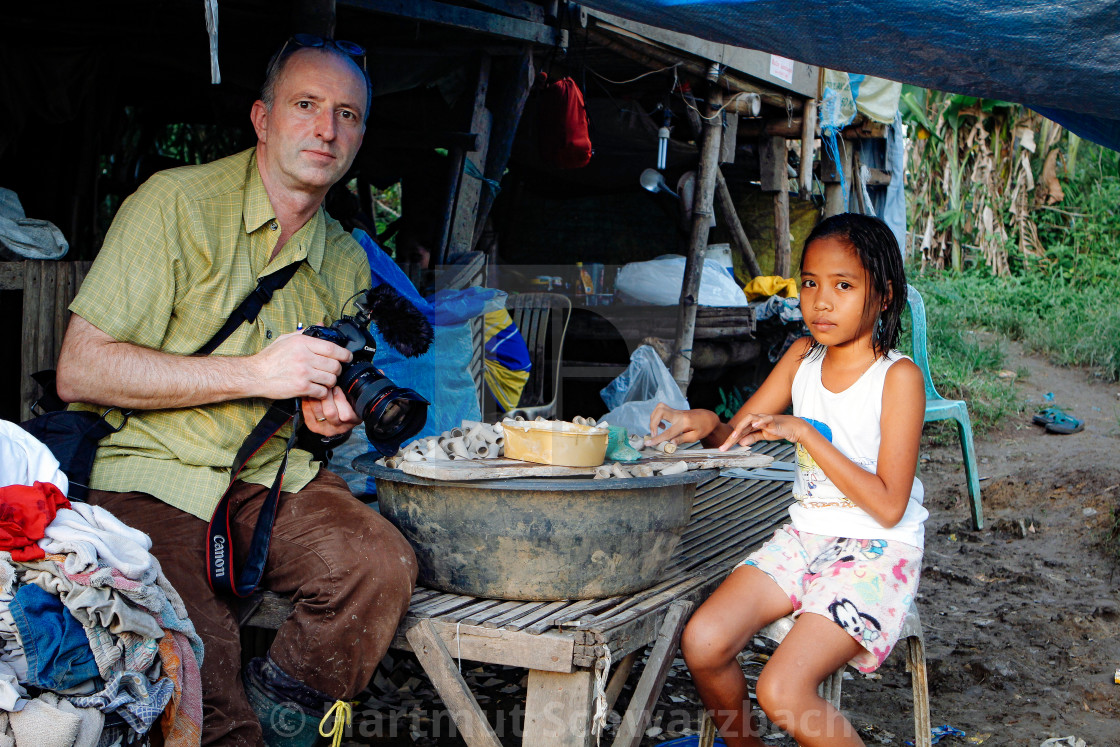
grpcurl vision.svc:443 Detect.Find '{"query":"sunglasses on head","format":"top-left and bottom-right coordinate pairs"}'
top-left (278, 33), bottom-right (367, 71)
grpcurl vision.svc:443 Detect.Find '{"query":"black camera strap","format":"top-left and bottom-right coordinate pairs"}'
top-left (199, 259), bottom-right (310, 597)
top-left (206, 396), bottom-right (300, 597)
top-left (195, 261), bottom-right (304, 356)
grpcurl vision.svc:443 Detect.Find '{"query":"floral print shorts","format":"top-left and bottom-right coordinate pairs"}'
top-left (740, 524), bottom-right (923, 672)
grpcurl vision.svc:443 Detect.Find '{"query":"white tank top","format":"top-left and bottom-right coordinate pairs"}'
top-left (787, 346), bottom-right (928, 549)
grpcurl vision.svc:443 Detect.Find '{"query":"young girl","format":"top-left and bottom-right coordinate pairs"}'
top-left (648, 213), bottom-right (927, 747)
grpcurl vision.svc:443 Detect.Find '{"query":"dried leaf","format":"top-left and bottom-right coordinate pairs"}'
top-left (1039, 149), bottom-right (1065, 205)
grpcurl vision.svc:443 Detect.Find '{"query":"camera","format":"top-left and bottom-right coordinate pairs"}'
top-left (303, 284), bottom-right (432, 456)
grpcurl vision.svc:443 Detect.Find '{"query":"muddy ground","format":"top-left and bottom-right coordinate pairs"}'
top-left (640, 339), bottom-right (1120, 747)
top-left (344, 340), bottom-right (1120, 747)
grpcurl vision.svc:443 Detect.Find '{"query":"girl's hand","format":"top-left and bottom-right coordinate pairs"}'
top-left (720, 414), bottom-right (804, 450)
top-left (647, 404), bottom-right (720, 446)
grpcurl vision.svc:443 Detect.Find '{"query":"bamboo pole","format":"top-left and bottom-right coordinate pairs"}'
top-left (670, 69), bottom-right (723, 391)
top-left (714, 169), bottom-right (762, 278)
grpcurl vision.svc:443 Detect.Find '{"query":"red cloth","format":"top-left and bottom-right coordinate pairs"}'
top-left (537, 74), bottom-right (593, 169)
top-left (0, 481), bottom-right (70, 561)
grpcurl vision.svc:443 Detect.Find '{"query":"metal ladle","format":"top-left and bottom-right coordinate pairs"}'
top-left (639, 168), bottom-right (679, 199)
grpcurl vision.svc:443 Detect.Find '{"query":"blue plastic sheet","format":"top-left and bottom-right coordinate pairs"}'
top-left (580, 1), bottom-right (1120, 152)
top-left (333, 232), bottom-right (505, 496)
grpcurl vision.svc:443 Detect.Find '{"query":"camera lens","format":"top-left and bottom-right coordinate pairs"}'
top-left (340, 362), bottom-right (429, 455)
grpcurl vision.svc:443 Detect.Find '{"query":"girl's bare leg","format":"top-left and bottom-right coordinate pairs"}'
top-left (755, 611), bottom-right (867, 746)
top-left (681, 565), bottom-right (793, 747)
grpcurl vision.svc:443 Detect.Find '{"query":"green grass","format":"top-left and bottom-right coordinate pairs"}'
top-left (902, 278), bottom-right (1023, 436)
top-left (905, 140), bottom-right (1120, 435)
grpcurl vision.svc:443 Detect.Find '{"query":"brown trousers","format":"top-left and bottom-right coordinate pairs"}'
top-left (88, 469), bottom-right (417, 746)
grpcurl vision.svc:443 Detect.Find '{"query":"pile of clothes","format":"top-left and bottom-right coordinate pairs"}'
top-left (0, 420), bottom-right (203, 747)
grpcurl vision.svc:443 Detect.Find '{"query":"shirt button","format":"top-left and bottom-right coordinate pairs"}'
top-left (269, 221), bottom-right (278, 231)
top-left (266, 329), bottom-right (273, 339)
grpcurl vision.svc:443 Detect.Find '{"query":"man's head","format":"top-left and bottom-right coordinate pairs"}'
top-left (251, 37), bottom-right (371, 200)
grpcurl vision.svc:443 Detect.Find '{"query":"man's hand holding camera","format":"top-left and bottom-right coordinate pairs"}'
top-left (253, 331), bottom-right (362, 437)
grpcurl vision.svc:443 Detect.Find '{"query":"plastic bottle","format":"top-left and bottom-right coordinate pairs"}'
top-left (577, 262), bottom-right (594, 295)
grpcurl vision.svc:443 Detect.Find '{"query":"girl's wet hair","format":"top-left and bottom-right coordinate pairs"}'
top-left (800, 213), bottom-right (908, 357)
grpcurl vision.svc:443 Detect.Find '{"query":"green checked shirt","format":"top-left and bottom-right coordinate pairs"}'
top-left (69, 148), bottom-right (372, 520)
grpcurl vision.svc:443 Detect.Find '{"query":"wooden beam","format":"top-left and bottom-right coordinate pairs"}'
top-left (610, 601), bottom-right (693, 747)
top-left (473, 46), bottom-right (534, 249)
top-left (761, 136), bottom-right (791, 276)
top-left (395, 617), bottom-right (575, 673)
top-left (603, 651), bottom-right (638, 712)
top-left (584, 24), bottom-right (799, 111)
top-left (714, 168), bottom-right (762, 278)
top-left (671, 77), bottom-right (723, 391)
top-left (773, 185), bottom-right (791, 277)
top-left (406, 620), bottom-right (504, 747)
top-left (342, 0), bottom-right (563, 46)
top-left (759, 134), bottom-right (787, 193)
top-left (467, 0), bottom-right (545, 24)
top-left (719, 108), bottom-right (738, 165)
top-left (853, 147), bottom-right (867, 215)
top-left (447, 54), bottom-right (492, 260)
top-left (866, 167), bottom-right (892, 186)
top-left (586, 9), bottom-right (817, 99)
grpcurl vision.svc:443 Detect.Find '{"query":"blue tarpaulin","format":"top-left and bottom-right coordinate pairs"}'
top-left (581, 1), bottom-right (1120, 151)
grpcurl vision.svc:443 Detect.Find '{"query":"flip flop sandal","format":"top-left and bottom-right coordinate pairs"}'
top-left (1044, 411), bottom-right (1084, 435)
top-left (1032, 407), bottom-right (1064, 427)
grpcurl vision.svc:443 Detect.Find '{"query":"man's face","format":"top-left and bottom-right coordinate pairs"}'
top-left (252, 49), bottom-right (367, 196)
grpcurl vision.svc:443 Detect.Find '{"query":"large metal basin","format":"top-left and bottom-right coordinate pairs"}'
top-left (362, 462), bottom-right (714, 601)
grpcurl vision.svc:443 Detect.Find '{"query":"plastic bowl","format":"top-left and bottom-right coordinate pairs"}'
top-left (501, 420), bottom-right (608, 466)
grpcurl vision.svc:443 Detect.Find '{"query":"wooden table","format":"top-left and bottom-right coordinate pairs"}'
top-left (242, 441), bottom-right (795, 747)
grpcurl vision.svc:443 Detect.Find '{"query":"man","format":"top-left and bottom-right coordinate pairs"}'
top-left (56, 37), bottom-right (416, 746)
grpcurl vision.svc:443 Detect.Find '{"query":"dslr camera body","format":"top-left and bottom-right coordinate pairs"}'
top-left (302, 284), bottom-right (432, 455)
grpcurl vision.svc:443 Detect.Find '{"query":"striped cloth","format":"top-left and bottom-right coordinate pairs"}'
top-left (483, 309), bottom-right (531, 411)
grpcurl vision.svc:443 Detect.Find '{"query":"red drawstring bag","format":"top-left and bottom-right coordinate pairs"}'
top-left (537, 74), bottom-right (593, 169)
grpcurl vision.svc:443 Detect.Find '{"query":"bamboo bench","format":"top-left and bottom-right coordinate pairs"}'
top-left (241, 441), bottom-right (795, 747)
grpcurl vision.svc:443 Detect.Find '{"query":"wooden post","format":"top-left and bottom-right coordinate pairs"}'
top-left (18, 261), bottom-right (92, 419)
top-left (773, 186), bottom-right (791, 278)
top-left (852, 147), bottom-right (867, 215)
top-left (713, 169), bottom-right (762, 279)
top-left (445, 54), bottom-right (492, 262)
top-left (719, 110), bottom-right (738, 165)
top-left (524, 668), bottom-right (596, 747)
top-left (434, 148), bottom-right (467, 273)
top-left (761, 135), bottom-right (791, 278)
top-left (406, 620), bottom-right (504, 747)
top-left (473, 47), bottom-right (534, 249)
top-left (799, 98), bottom-right (818, 199)
top-left (670, 72), bottom-right (723, 392)
top-left (610, 601), bottom-right (693, 747)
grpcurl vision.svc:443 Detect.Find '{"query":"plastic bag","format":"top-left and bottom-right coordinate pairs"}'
top-left (615, 255), bottom-right (749, 307)
top-left (372, 285), bottom-right (507, 446)
top-left (599, 345), bottom-right (689, 436)
top-left (330, 232), bottom-right (505, 496)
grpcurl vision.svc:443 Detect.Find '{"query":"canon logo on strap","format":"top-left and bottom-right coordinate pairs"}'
top-left (212, 535), bottom-right (227, 577)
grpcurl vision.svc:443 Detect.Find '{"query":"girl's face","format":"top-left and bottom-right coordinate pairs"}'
top-left (799, 236), bottom-right (882, 349)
